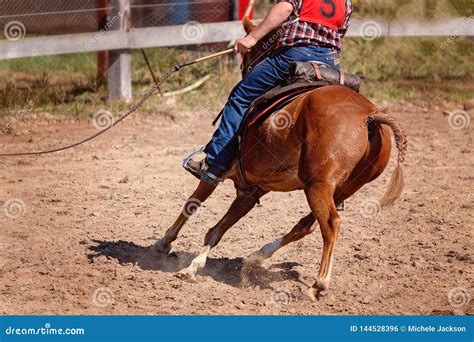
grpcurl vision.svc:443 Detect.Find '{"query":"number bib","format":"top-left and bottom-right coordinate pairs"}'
top-left (298, 0), bottom-right (347, 30)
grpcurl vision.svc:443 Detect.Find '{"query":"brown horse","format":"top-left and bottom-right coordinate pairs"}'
top-left (155, 18), bottom-right (407, 300)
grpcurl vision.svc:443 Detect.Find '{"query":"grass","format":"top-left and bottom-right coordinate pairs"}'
top-left (0, 47), bottom-right (221, 118)
top-left (342, 37), bottom-right (473, 81)
top-left (352, 0), bottom-right (473, 19)
top-left (0, 36), bottom-right (472, 120)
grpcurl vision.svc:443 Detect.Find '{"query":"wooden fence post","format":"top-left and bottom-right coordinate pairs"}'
top-left (108, 0), bottom-right (132, 103)
top-left (96, 0), bottom-right (109, 88)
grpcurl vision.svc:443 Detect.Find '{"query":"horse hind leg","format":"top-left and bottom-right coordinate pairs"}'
top-left (155, 180), bottom-right (217, 254)
top-left (304, 182), bottom-right (341, 301)
top-left (245, 213), bottom-right (317, 266)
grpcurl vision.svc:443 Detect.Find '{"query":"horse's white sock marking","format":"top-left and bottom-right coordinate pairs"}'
top-left (178, 246), bottom-right (211, 279)
top-left (261, 238), bottom-right (283, 257)
top-left (248, 238), bottom-right (283, 263)
top-left (191, 246), bottom-right (210, 268)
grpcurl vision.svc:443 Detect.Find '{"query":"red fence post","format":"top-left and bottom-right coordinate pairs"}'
top-left (97, 0), bottom-right (109, 87)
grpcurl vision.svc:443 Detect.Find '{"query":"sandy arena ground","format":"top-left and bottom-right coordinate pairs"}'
top-left (0, 99), bottom-right (472, 315)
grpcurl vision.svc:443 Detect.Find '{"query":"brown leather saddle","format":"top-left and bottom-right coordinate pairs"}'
top-left (240, 61), bottom-right (362, 130)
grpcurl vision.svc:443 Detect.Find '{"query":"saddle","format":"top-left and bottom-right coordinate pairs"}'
top-left (241, 61), bottom-right (362, 129)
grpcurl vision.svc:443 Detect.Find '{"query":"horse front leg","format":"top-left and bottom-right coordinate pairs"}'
top-left (154, 180), bottom-right (217, 254)
top-left (175, 188), bottom-right (266, 282)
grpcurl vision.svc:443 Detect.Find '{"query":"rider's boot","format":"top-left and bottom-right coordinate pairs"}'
top-left (184, 158), bottom-right (224, 186)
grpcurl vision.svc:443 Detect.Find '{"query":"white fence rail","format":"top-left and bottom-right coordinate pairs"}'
top-left (0, 21), bottom-right (247, 60)
top-left (1, 16), bottom-right (472, 101)
top-left (1, 18), bottom-right (473, 60)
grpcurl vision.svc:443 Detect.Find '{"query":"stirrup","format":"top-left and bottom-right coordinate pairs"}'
top-left (336, 201), bottom-right (345, 211)
top-left (201, 171), bottom-right (223, 186)
top-left (182, 146), bottom-right (223, 186)
top-left (182, 145), bottom-right (206, 169)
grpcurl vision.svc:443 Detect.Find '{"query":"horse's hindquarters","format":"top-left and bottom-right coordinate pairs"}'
top-left (334, 122), bottom-right (392, 204)
top-left (239, 121), bottom-right (304, 192)
top-left (235, 86), bottom-right (383, 193)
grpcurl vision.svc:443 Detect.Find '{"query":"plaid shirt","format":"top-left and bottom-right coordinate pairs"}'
top-left (277, 0), bottom-right (352, 51)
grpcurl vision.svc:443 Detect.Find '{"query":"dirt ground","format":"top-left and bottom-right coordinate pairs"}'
top-left (0, 99), bottom-right (472, 315)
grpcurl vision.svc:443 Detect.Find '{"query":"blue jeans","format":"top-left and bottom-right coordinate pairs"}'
top-left (206, 45), bottom-right (340, 172)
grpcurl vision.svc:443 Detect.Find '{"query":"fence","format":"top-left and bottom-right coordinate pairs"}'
top-left (0, 0), bottom-right (237, 33)
top-left (1, 0), bottom-right (473, 102)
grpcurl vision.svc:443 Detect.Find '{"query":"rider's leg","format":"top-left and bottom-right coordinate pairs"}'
top-left (187, 45), bottom-right (341, 183)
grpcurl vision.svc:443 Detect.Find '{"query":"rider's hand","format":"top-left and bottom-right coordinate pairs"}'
top-left (234, 35), bottom-right (257, 54)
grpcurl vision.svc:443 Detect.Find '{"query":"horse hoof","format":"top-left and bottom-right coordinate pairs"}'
top-left (304, 287), bottom-right (326, 302)
top-left (175, 269), bottom-right (197, 283)
top-left (305, 288), bottom-right (317, 302)
top-left (244, 252), bottom-right (265, 268)
top-left (154, 239), bottom-right (172, 254)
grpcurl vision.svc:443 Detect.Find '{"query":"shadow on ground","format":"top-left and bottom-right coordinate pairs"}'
top-left (88, 240), bottom-right (307, 289)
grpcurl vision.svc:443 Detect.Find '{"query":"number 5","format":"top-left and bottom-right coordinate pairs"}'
top-left (320, 0), bottom-right (336, 19)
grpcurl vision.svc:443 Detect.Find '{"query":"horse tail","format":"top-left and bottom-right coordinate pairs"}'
top-left (369, 112), bottom-right (408, 207)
